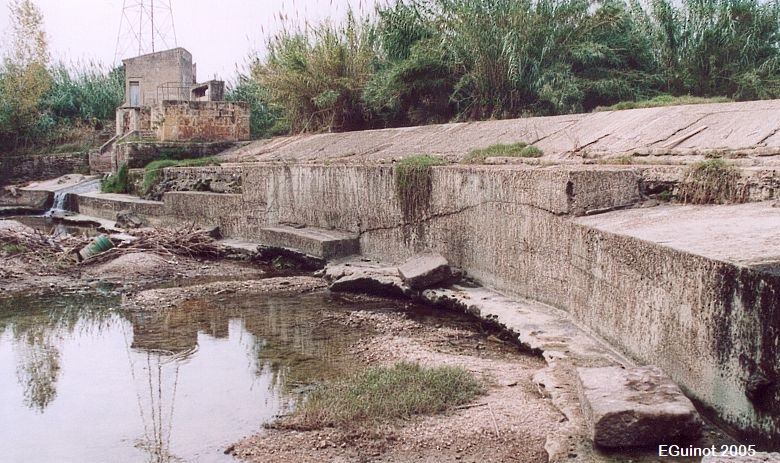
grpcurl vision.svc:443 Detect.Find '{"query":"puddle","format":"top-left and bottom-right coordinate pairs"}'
top-left (0, 290), bottom-right (513, 463)
top-left (0, 291), bottom-right (367, 462)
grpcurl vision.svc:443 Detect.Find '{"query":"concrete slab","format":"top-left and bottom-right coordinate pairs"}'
top-left (326, 259), bottom-right (410, 298)
top-left (219, 238), bottom-right (260, 253)
top-left (577, 366), bottom-right (702, 448)
top-left (77, 192), bottom-right (164, 205)
top-left (256, 224), bottom-right (359, 259)
top-left (398, 253), bottom-right (451, 289)
top-left (574, 202), bottom-right (780, 267)
top-left (219, 100), bottom-right (780, 164)
top-left (20, 174), bottom-right (99, 193)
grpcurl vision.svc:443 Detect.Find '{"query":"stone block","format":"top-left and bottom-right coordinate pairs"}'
top-left (326, 261), bottom-right (411, 298)
top-left (577, 366), bottom-right (702, 448)
top-left (256, 225), bottom-right (359, 259)
top-left (398, 253), bottom-right (452, 289)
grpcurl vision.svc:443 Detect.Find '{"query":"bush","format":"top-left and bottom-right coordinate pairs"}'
top-left (252, 12), bottom-right (376, 132)
top-left (284, 362), bottom-right (484, 430)
top-left (240, 0), bottom-right (780, 133)
top-left (101, 163), bottom-right (129, 194)
top-left (595, 94), bottom-right (732, 111)
top-left (226, 71), bottom-right (286, 139)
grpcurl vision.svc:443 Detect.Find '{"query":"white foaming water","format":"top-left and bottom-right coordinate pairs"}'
top-left (45, 179), bottom-right (101, 216)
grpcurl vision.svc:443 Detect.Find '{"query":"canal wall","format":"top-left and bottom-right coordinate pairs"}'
top-left (71, 162), bottom-right (780, 446)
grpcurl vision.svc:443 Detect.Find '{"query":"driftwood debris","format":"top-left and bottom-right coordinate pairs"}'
top-left (0, 223), bottom-right (224, 267)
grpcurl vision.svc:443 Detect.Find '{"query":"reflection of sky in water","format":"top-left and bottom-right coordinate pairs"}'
top-left (0, 293), bottom-right (362, 463)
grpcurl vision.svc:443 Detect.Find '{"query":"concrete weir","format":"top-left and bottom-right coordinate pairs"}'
top-left (69, 100), bottom-right (780, 450)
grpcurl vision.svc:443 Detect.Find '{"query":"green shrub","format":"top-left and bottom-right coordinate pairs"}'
top-left (226, 71), bottom-right (287, 139)
top-left (100, 163), bottom-right (129, 194)
top-left (284, 362), bottom-right (483, 430)
top-left (252, 13), bottom-right (375, 132)
top-left (462, 143), bottom-right (543, 164)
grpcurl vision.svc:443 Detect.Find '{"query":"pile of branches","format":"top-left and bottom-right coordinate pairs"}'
top-left (79, 224), bottom-right (225, 265)
top-left (0, 227), bottom-right (89, 264)
top-left (1, 223), bottom-right (224, 267)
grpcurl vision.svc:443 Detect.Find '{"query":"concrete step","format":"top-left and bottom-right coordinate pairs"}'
top-left (256, 224), bottom-right (359, 259)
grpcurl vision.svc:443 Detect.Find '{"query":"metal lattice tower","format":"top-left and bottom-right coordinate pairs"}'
top-left (114, 0), bottom-right (178, 63)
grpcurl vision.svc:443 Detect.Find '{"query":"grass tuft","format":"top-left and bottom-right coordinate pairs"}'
top-left (394, 154), bottom-right (448, 221)
top-left (596, 95), bottom-right (732, 112)
top-left (100, 163), bottom-right (129, 194)
top-left (141, 157), bottom-right (221, 196)
top-left (284, 362), bottom-right (484, 430)
top-left (2, 243), bottom-right (29, 255)
top-left (678, 159), bottom-right (746, 204)
top-left (462, 143), bottom-right (543, 164)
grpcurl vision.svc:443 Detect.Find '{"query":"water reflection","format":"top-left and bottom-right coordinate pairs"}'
top-left (0, 291), bottom-right (366, 463)
top-left (0, 292), bottom-right (118, 413)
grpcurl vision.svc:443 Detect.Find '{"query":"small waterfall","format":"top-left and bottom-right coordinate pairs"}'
top-left (49, 191), bottom-right (69, 214)
top-left (45, 179), bottom-right (101, 217)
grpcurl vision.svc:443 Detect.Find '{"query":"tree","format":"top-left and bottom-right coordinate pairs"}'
top-left (0, 0), bottom-right (52, 152)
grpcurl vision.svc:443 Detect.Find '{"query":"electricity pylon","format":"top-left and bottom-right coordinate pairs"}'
top-left (114, 0), bottom-right (178, 63)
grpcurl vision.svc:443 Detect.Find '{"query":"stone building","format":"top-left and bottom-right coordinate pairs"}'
top-left (90, 47), bottom-right (249, 173)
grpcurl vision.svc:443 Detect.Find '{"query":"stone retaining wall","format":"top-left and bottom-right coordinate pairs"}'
top-left (0, 152), bottom-right (89, 185)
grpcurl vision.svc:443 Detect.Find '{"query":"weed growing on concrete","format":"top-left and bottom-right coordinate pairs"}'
top-left (141, 157), bottom-right (221, 196)
top-left (282, 362), bottom-right (483, 430)
top-left (101, 163), bottom-right (129, 194)
top-left (595, 95), bottom-right (731, 112)
top-left (394, 154), bottom-right (448, 221)
top-left (462, 143), bottom-right (543, 164)
top-left (597, 155), bottom-right (634, 165)
top-left (679, 159), bottom-right (746, 204)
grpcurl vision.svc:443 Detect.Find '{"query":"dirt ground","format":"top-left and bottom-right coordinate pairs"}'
top-left (231, 307), bottom-right (562, 463)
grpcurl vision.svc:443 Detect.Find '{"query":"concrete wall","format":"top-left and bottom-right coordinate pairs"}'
top-left (123, 48), bottom-right (194, 106)
top-left (234, 164), bottom-right (778, 445)
top-left (73, 163), bottom-right (780, 446)
top-left (151, 101), bottom-right (250, 142)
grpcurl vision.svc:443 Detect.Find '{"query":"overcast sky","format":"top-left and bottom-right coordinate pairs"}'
top-left (0, 0), bottom-right (377, 82)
